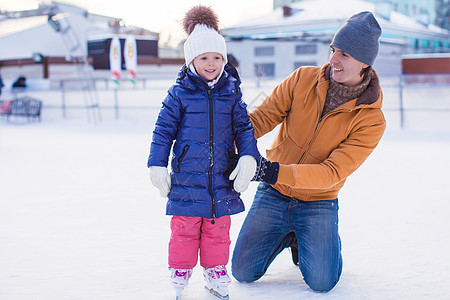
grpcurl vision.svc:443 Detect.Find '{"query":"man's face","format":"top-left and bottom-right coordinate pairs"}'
top-left (329, 46), bottom-right (368, 86)
top-left (192, 52), bottom-right (224, 82)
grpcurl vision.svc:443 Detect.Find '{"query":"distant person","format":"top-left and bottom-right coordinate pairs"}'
top-left (232, 11), bottom-right (386, 292)
top-left (0, 73), bottom-right (4, 96)
top-left (227, 54), bottom-right (239, 69)
top-left (146, 5), bottom-right (258, 299)
top-left (12, 76), bottom-right (26, 88)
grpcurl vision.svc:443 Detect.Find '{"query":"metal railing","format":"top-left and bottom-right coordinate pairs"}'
top-left (2, 74), bottom-right (449, 127)
top-left (382, 74), bottom-right (450, 128)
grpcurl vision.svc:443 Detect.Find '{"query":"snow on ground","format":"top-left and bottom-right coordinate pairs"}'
top-left (1, 84), bottom-right (450, 299)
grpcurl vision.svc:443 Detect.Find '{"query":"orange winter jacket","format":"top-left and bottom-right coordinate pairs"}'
top-left (250, 64), bottom-right (386, 201)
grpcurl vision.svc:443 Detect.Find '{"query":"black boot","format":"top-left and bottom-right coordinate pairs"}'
top-left (290, 242), bottom-right (299, 266)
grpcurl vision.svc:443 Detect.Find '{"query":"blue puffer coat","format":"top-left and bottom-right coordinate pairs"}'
top-left (147, 63), bottom-right (259, 219)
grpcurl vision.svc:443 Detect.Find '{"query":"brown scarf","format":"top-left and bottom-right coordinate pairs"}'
top-left (321, 70), bottom-right (372, 117)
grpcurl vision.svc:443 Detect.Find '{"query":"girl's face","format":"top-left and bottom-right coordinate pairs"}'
top-left (329, 46), bottom-right (368, 86)
top-left (192, 52), bottom-right (224, 82)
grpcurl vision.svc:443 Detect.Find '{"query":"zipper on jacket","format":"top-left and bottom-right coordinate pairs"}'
top-left (297, 108), bottom-right (351, 164)
top-left (206, 88), bottom-right (216, 224)
top-left (175, 144), bottom-right (190, 173)
top-left (297, 100), bottom-right (323, 164)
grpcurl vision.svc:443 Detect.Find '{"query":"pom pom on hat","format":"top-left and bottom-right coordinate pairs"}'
top-left (330, 11), bottom-right (382, 66)
top-left (183, 5), bottom-right (219, 35)
top-left (183, 5), bottom-right (227, 67)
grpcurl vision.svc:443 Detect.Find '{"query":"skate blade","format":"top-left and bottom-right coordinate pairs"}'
top-left (174, 287), bottom-right (184, 299)
top-left (205, 285), bottom-right (229, 300)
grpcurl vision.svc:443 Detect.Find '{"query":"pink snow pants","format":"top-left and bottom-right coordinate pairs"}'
top-left (168, 215), bottom-right (231, 269)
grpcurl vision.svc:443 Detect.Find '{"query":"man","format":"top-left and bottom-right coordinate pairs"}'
top-left (231, 11), bottom-right (386, 292)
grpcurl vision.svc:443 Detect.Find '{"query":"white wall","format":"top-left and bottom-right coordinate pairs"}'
top-left (227, 39), bottom-right (325, 79)
top-left (227, 39), bottom-right (405, 79)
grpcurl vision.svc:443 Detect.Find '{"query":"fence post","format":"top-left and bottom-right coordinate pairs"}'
top-left (60, 81), bottom-right (66, 119)
top-left (399, 75), bottom-right (404, 129)
top-left (114, 88), bottom-right (119, 119)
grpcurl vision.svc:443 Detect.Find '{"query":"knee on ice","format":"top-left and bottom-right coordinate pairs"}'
top-left (231, 266), bottom-right (259, 283)
top-left (305, 277), bottom-right (338, 292)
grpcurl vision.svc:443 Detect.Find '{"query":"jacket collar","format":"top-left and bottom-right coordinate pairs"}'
top-left (177, 63), bottom-right (240, 91)
top-left (323, 64), bottom-right (382, 109)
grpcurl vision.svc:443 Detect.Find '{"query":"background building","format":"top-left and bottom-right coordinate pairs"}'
top-left (274, 0), bottom-right (450, 31)
top-left (0, 1), bottom-right (183, 88)
top-left (223, 0), bottom-right (450, 79)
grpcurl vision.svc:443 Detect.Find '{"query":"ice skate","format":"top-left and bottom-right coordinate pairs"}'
top-left (169, 268), bottom-right (192, 299)
top-left (203, 265), bottom-right (231, 300)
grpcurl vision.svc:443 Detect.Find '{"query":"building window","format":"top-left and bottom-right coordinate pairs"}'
top-left (294, 62), bottom-right (317, 69)
top-left (87, 40), bottom-right (107, 55)
top-left (255, 63), bottom-right (275, 77)
top-left (295, 44), bottom-right (317, 55)
top-left (254, 46), bottom-right (274, 56)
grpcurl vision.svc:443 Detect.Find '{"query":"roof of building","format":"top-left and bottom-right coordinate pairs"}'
top-left (222, 0), bottom-right (449, 42)
top-left (0, 2), bottom-right (158, 61)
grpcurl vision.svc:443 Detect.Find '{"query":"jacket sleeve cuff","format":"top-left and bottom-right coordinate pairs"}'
top-left (277, 164), bottom-right (295, 186)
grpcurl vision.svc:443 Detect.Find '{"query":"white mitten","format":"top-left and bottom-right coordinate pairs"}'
top-left (229, 155), bottom-right (257, 193)
top-left (149, 166), bottom-right (171, 197)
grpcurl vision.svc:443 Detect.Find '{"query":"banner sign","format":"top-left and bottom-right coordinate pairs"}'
top-left (124, 35), bottom-right (137, 84)
top-left (109, 36), bottom-right (121, 85)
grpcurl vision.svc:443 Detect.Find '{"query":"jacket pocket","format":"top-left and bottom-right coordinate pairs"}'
top-left (266, 136), bottom-right (303, 164)
top-left (175, 144), bottom-right (190, 173)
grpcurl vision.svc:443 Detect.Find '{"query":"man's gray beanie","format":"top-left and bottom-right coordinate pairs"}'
top-left (330, 11), bottom-right (382, 66)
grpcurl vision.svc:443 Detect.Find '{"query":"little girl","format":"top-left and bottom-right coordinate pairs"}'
top-left (147, 5), bottom-right (259, 299)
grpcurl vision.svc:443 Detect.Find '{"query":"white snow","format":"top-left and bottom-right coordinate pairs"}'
top-left (1, 81), bottom-right (450, 299)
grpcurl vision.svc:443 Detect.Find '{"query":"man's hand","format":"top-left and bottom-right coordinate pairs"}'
top-left (252, 156), bottom-right (279, 185)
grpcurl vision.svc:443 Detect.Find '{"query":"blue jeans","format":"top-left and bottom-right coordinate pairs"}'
top-left (232, 183), bottom-right (342, 292)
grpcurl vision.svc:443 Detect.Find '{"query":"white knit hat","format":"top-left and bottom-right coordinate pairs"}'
top-left (183, 6), bottom-right (228, 67)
